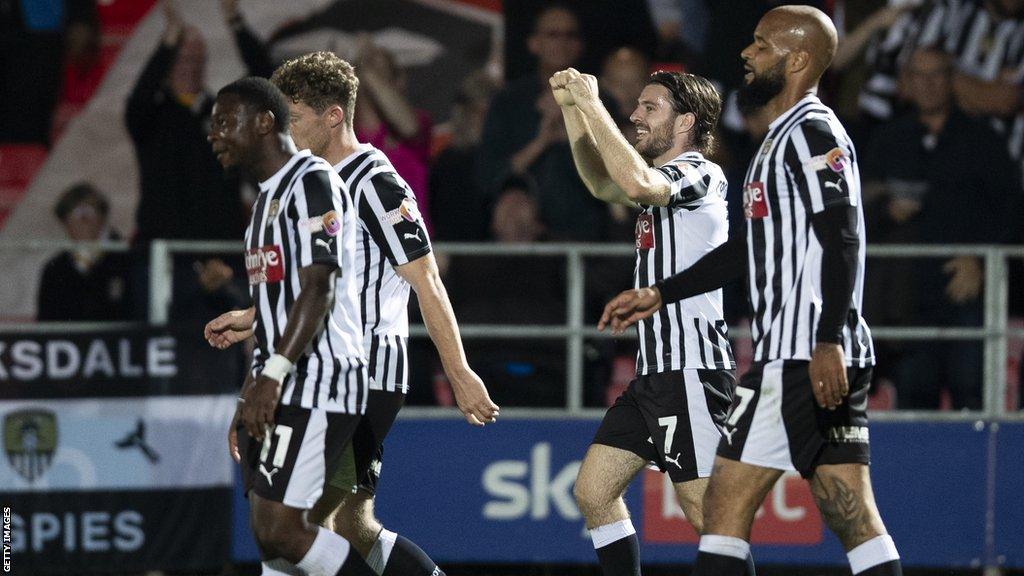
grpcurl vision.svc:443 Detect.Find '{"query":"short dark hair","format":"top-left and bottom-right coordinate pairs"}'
top-left (647, 71), bottom-right (722, 154)
top-left (54, 182), bottom-right (108, 221)
top-left (217, 76), bottom-right (291, 134)
top-left (271, 51), bottom-right (360, 126)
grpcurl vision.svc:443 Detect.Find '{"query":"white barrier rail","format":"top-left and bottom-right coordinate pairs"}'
top-left (4, 240), bottom-right (1023, 420)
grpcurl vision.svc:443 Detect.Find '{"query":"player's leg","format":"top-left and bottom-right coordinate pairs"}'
top-left (810, 365), bottom-right (901, 575)
top-left (672, 476), bottom-right (709, 533)
top-left (690, 457), bottom-right (782, 575)
top-left (574, 443), bottom-right (647, 576)
top-left (239, 406), bottom-right (375, 576)
top-left (320, 390), bottom-right (443, 576)
top-left (810, 463), bottom-right (901, 575)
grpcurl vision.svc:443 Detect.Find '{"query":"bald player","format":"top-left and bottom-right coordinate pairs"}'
top-left (598, 7), bottom-right (902, 576)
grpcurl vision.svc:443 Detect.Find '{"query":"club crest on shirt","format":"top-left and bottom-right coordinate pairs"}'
top-left (757, 138), bottom-right (773, 162)
top-left (265, 199), bottom-right (280, 227)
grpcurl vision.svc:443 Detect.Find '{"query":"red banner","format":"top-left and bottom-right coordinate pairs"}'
top-left (641, 469), bottom-right (823, 544)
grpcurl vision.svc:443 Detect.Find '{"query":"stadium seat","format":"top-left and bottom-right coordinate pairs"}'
top-left (0, 144), bottom-right (48, 228)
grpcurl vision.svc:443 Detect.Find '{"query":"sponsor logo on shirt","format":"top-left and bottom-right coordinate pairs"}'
top-left (635, 213), bottom-right (656, 249)
top-left (245, 245), bottom-right (284, 285)
top-left (381, 197), bottom-right (422, 227)
top-left (322, 210), bottom-right (341, 236)
top-left (743, 181), bottom-right (768, 219)
top-left (803, 146), bottom-right (848, 174)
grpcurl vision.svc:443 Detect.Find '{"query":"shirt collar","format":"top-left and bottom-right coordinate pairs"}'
top-left (333, 143), bottom-right (376, 172)
top-left (259, 149), bottom-right (311, 193)
top-left (767, 92), bottom-right (821, 131)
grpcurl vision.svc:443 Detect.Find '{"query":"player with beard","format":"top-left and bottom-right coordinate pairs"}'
top-left (600, 7), bottom-right (901, 576)
top-left (550, 69), bottom-right (755, 576)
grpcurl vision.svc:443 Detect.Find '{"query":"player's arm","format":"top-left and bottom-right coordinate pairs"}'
top-left (790, 121), bottom-right (860, 410)
top-left (550, 79), bottom-right (633, 206)
top-left (557, 69), bottom-right (673, 207)
top-left (240, 170), bottom-right (344, 440)
top-left (239, 264), bottom-right (335, 440)
top-left (395, 254), bottom-right (499, 426)
top-left (598, 231), bottom-right (748, 333)
top-left (205, 306), bottom-right (255, 349)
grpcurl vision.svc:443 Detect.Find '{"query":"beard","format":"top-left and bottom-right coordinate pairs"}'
top-left (634, 119), bottom-right (675, 161)
top-left (737, 59), bottom-right (786, 115)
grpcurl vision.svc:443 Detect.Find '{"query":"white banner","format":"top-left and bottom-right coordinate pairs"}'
top-left (1, 395), bottom-right (235, 491)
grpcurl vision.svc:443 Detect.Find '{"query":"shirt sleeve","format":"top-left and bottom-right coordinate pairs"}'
top-left (653, 160), bottom-right (714, 209)
top-left (358, 170), bottom-right (431, 266)
top-left (788, 118), bottom-right (857, 214)
top-left (289, 169), bottom-right (344, 269)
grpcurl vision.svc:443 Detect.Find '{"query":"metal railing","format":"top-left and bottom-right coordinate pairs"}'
top-left (5, 240), bottom-right (1024, 420)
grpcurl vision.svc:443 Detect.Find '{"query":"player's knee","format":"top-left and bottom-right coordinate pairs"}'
top-left (573, 479), bottom-right (612, 518)
top-left (252, 512), bottom-right (306, 559)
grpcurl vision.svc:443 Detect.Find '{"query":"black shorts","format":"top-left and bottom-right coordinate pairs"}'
top-left (717, 359), bottom-right (872, 478)
top-left (327, 389), bottom-right (405, 495)
top-left (238, 404), bottom-right (361, 509)
top-left (592, 368), bottom-right (735, 483)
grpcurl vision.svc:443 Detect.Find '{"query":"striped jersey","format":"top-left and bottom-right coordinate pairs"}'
top-left (742, 94), bottom-right (874, 367)
top-left (244, 150), bottom-right (367, 413)
top-left (335, 144), bottom-right (431, 393)
top-left (634, 151), bottom-right (735, 375)
top-left (860, 0), bottom-right (1024, 162)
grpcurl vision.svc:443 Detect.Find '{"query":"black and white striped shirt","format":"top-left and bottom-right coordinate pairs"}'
top-left (743, 94), bottom-right (874, 367)
top-left (245, 150), bottom-right (367, 413)
top-left (335, 144), bottom-right (431, 393)
top-left (861, 0), bottom-right (1024, 161)
top-left (635, 151), bottom-right (735, 375)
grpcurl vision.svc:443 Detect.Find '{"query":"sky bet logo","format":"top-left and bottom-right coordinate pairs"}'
top-left (481, 443), bottom-right (580, 521)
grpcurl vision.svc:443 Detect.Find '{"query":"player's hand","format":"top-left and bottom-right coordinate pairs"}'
top-left (564, 69), bottom-right (600, 107)
top-left (228, 407), bottom-right (241, 463)
top-left (449, 367), bottom-right (500, 426)
top-left (240, 375), bottom-right (281, 441)
top-left (548, 71), bottom-right (576, 107)
top-left (809, 343), bottom-right (848, 410)
top-left (205, 308), bottom-right (255, 349)
top-left (598, 287), bottom-right (662, 334)
top-left (943, 256), bottom-right (983, 304)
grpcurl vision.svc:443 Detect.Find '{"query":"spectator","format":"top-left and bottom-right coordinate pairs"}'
top-left (862, 48), bottom-right (1020, 410)
top-left (52, 14), bottom-right (103, 140)
top-left (600, 46), bottom-right (650, 138)
top-left (353, 36), bottom-right (435, 234)
top-left (125, 0), bottom-right (271, 243)
top-left (858, 0), bottom-right (1024, 172)
top-left (646, 0), bottom-right (710, 67)
top-left (476, 4), bottom-right (617, 241)
top-left (429, 71), bottom-right (497, 241)
top-left (443, 178), bottom-right (566, 406)
top-left (37, 183), bottom-right (132, 321)
top-left (0, 0), bottom-right (95, 144)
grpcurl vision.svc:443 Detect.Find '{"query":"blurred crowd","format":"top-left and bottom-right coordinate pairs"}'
top-left (4, 0), bottom-right (1023, 410)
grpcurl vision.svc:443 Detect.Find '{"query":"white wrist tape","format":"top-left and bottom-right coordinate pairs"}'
top-left (261, 354), bottom-right (293, 383)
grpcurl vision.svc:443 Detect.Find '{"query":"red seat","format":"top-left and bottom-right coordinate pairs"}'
top-left (0, 144), bottom-right (48, 229)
